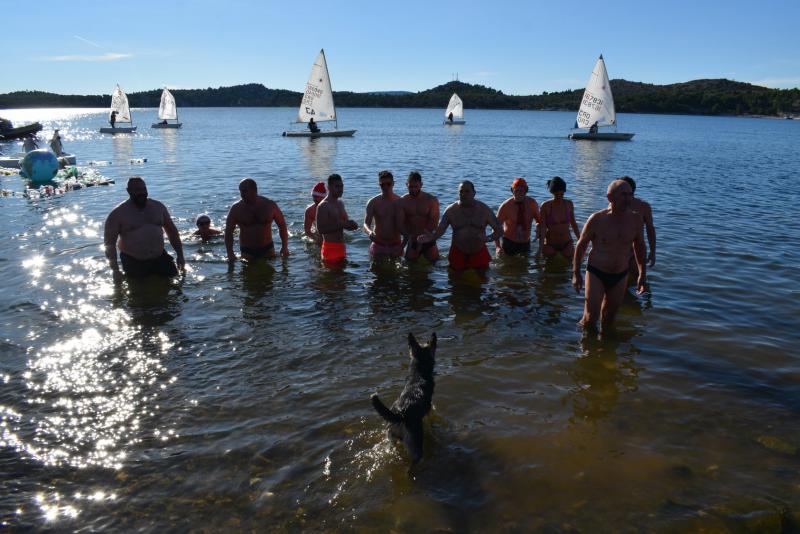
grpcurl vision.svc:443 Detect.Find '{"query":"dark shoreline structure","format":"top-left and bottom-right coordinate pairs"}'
top-left (1, 79), bottom-right (798, 117)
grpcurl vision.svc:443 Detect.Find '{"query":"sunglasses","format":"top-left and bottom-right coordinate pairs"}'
top-left (198, 220), bottom-right (211, 226)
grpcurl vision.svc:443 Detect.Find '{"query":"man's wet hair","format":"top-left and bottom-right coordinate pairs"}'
top-left (239, 177), bottom-right (257, 191)
top-left (547, 176), bottom-right (566, 193)
top-left (620, 175), bottom-right (636, 193)
top-left (460, 180), bottom-right (475, 193)
top-left (328, 173), bottom-right (342, 185)
top-left (378, 170), bottom-right (393, 182)
top-left (407, 170), bottom-right (422, 183)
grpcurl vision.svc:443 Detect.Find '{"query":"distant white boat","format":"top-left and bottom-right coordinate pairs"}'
top-left (568, 55), bottom-right (634, 141)
top-left (100, 84), bottom-right (137, 134)
top-left (282, 49), bottom-right (356, 138)
top-left (444, 93), bottom-right (465, 125)
top-left (151, 88), bottom-right (182, 128)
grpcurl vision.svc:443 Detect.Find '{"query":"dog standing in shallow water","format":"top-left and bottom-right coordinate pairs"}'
top-left (371, 333), bottom-right (436, 466)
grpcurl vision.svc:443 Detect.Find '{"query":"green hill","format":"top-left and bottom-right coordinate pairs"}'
top-left (1, 79), bottom-right (798, 116)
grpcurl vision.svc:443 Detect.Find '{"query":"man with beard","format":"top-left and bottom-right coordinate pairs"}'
top-left (104, 176), bottom-right (184, 284)
top-left (573, 179), bottom-right (646, 330)
top-left (399, 171), bottom-right (440, 262)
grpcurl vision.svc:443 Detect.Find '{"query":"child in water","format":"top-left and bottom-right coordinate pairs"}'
top-left (193, 214), bottom-right (222, 240)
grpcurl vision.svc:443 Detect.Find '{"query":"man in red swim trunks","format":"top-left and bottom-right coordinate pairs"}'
top-left (363, 170), bottom-right (403, 258)
top-left (418, 180), bottom-right (503, 271)
top-left (316, 173), bottom-right (359, 264)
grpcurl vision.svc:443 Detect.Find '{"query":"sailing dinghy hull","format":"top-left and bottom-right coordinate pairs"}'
top-left (282, 129), bottom-right (356, 138)
top-left (569, 132), bottom-right (636, 141)
top-left (151, 123), bottom-right (182, 129)
top-left (444, 120), bottom-right (466, 125)
top-left (569, 132), bottom-right (634, 141)
top-left (99, 127), bottom-right (137, 134)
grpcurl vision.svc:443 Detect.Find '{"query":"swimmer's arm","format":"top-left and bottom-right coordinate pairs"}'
top-left (273, 204), bottom-right (290, 256)
top-left (493, 202), bottom-right (506, 251)
top-left (396, 202), bottom-right (409, 245)
top-left (303, 207), bottom-right (320, 242)
top-left (224, 208), bottom-right (238, 264)
top-left (420, 208), bottom-right (450, 243)
top-left (643, 202), bottom-right (656, 266)
top-left (633, 226), bottom-right (647, 293)
top-left (537, 203), bottom-right (549, 254)
top-left (363, 199), bottom-right (376, 240)
top-left (572, 214), bottom-right (595, 292)
top-left (429, 197), bottom-right (440, 232)
top-left (103, 211), bottom-right (121, 278)
top-left (568, 201), bottom-right (581, 240)
top-left (486, 206), bottom-right (503, 244)
top-left (163, 210), bottom-right (184, 268)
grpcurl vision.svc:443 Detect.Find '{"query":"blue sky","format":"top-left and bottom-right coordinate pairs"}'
top-left (3, 0), bottom-right (799, 95)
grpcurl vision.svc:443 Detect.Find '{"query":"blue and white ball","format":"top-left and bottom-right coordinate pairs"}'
top-left (19, 149), bottom-right (59, 184)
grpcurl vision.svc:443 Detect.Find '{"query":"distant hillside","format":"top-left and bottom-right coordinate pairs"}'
top-left (1, 79), bottom-right (798, 116)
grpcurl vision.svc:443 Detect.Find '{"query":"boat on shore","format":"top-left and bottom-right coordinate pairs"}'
top-left (0, 119), bottom-right (43, 141)
top-left (151, 88), bottom-right (182, 128)
top-left (100, 84), bottom-right (137, 134)
top-left (444, 93), bottom-right (466, 125)
top-left (568, 55), bottom-right (634, 141)
top-left (282, 49), bottom-right (355, 138)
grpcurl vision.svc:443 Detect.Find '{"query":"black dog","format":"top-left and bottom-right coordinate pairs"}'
top-left (371, 332), bottom-right (436, 465)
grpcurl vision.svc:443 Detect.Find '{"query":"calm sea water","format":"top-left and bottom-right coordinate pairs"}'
top-left (1, 107), bottom-right (799, 531)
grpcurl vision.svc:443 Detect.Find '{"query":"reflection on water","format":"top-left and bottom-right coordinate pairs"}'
top-left (298, 137), bottom-right (337, 179)
top-left (2, 108), bottom-right (800, 530)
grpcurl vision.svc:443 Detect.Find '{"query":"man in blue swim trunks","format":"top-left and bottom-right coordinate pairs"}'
top-left (225, 178), bottom-right (289, 266)
top-left (573, 179), bottom-right (646, 330)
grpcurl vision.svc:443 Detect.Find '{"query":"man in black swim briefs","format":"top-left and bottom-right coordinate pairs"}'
top-left (572, 179), bottom-right (647, 330)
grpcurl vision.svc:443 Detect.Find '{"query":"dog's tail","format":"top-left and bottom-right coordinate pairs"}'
top-left (371, 394), bottom-right (403, 424)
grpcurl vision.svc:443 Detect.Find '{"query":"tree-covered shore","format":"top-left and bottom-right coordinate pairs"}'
top-left (2, 79), bottom-right (798, 117)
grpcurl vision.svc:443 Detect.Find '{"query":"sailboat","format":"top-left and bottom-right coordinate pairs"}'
top-left (151, 87), bottom-right (182, 128)
top-left (99, 84), bottom-right (137, 134)
top-left (444, 93), bottom-right (465, 125)
top-left (282, 49), bottom-right (356, 137)
top-left (568, 55), bottom-right (634, 141)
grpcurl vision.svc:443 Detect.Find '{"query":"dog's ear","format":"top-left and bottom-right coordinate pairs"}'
top-left (429, 332), bottom-right (437, 350)
top-left (408, 332), bottom-right (420, 351)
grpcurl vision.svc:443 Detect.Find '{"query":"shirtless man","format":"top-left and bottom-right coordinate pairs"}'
top-left (364, 170), bottom-right (403, 258)
top-left (104, 176), bottom-right (184, 284)
top-left (419, 180), bottom-right (503, 271)
top-left (316, 173), bottom-right (359, 263)
top-left (621, 176), bottom-right (656, 268)
top-left (399, 171), bottom-right (440, 261)
top-left (304, 181), bottom-right (327, 244)
top-left (573, 179), bottom-right (646, 329)
top-left (224, 178), bottom-right (289, 265)
top-left (494, 177), bottom-right (540, 256)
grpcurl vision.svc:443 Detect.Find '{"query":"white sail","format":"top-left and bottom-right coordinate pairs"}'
top-left (445, 93), bottom-right (464, 119)
top-left (158, 88), bottom-right (178, 120)
top-left (110, 84), bottom-right (132, 123)
top-left (297, 49), bottom-right (336, 123)
top-left (574, 55), bottom-right (616, 129)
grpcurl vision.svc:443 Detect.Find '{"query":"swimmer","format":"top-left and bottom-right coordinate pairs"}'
top-left (419, 180), bottom-right (502, 271)
top-left (104, 176), bottom-right (184, 284)
top-left (621, 176), bottom-right (656, 269)
top-left (573, 179), bottom-right (646, 330)
top-left (193, 214), bottom-right (222, 240)
top-left (316, 173), bottom-right (359, 264)
top-left (364, 170), bottom-right (403, 258)
top-left (495, 177), bottom-right (540, 256)
top-left (538, 176), bottom-right (581, 259)
top-left (304, 181), bottom-right (327, 244)
top-left (224, 178), bottom-right (289, 265)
